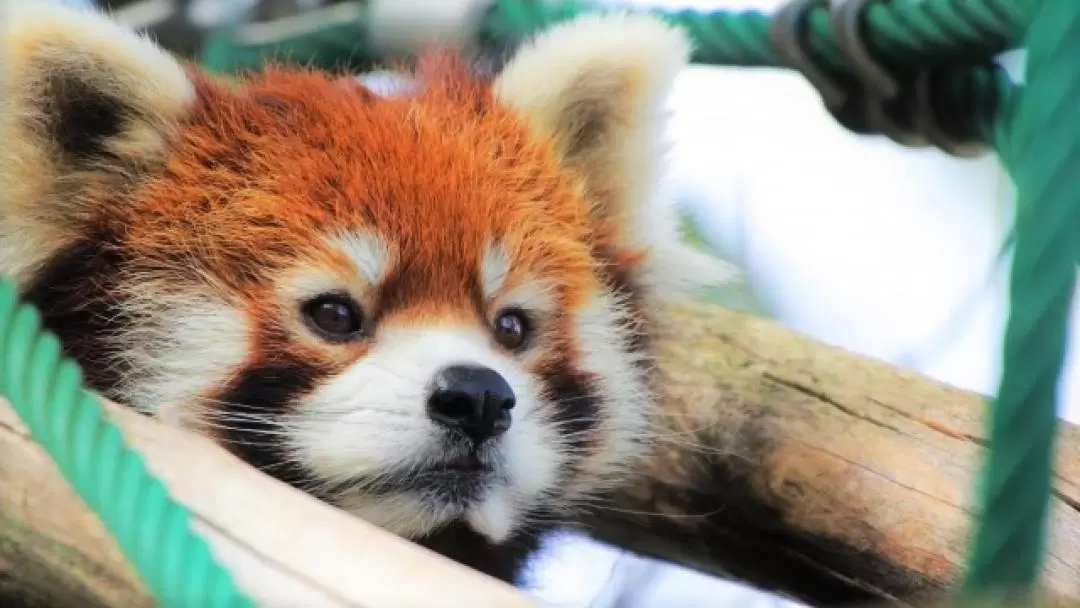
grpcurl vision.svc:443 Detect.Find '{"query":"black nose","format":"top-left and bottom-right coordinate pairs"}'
top-left (427, 364), bottom-right (516, 444)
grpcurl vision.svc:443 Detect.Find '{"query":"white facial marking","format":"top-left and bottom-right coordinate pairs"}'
top-left (562, 290), bottom-right (654, 501)
top-left (279, 271), bottom-right (348, 304)
top-left (115, 287), bottom-right (249, 426)
top-left (331, 232), bottom-right (391, 283)
top-left (335, 493), bottom-right (458, 540)
top-left (289, 326), bottom-right (563, 541)
top-left (481, 243), bottom-right (511, 299)
top-left (496, 277), bottom-right (555, 313)
top-left (465, 484), bottom-right (516, 543)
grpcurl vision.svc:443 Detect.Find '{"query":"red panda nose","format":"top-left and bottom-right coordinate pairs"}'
top-left (427, 364), bottom-right (516, 445)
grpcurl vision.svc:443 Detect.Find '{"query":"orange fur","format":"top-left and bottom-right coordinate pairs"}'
top-left (113, 56), bottom-right (602, 310)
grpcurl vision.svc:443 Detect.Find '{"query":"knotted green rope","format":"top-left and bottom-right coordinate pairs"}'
top-left (481, 0), bottom-right (1030, 67)
top-left (0, 280), bottom-right (255, 608)
top-left (202, 0), bottom-right (1031, 74)
top-left (961, 0), bottom-right (1078, 596)
top-left (200, 0), bottom-right (1017, 167)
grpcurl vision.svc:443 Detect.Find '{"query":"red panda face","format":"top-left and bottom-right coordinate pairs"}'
top-left (132, 63), bottom-right (647, 542)
top-left (1, 2), bottom-right (734, 580)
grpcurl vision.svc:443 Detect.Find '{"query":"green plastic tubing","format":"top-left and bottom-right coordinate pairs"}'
top-left (0, 280), bottom-right (256, 608)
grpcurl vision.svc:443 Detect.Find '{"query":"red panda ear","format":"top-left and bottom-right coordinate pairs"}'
top-left (494, 12), bottom-right (738, 293)
top-left (494, 13), bottom-right (686, 226)
top-left (0, 1), bottom-right (194, 278)
top-left (0, 3), bottom-right (194, 171)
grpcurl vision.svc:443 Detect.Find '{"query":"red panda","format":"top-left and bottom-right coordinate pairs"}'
top-left (0, 1), bottom-right (735, 584)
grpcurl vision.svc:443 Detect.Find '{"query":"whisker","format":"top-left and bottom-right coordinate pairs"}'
top-left (192, 419), bottom-right (294, 437)
top-left (191, 397), bottom-right (426, 421)
top-left (350, 359), bottom-right (426, 385)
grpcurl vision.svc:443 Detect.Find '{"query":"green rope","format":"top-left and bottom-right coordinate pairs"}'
top-left (0, 279), bottom-right (256, 608)
top-left (199, 0), bottom-right (1019, 154)
top-left (1, 0), bottom-right (1069, 604)
top-left (482, 0), bottom-right (1030, 68)
top-left (961, 0), bottom-right (1078, 596)
top-left (201, 13), bottom-right (380, 75)
top-left (202, 0), bottom-right (1031, 75)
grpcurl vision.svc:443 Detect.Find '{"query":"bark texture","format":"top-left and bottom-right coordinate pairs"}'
top-left (2, 299), bottom-right (1078, 606)
top-left (582, 299), bottom-right (1080, 607)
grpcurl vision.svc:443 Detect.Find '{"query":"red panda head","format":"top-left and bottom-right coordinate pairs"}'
top-left (0, 1), bottom-right (734, 578)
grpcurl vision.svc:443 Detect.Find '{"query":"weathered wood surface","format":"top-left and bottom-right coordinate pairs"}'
top-left (0, 394), bottom-right (533, 607)
top-left (1, 298), bottom-right (1078, 607)
top-left (583, 299), bottom-right (1080, 607)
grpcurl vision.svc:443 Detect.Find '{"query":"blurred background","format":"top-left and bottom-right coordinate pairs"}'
top-left (53, 0), bottom-right (1066, 605)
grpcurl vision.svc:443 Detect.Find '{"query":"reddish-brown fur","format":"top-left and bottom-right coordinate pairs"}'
top-left (89, 54), bottom-right (640, 382)
top-left (132, 57), bottom-right (601, 295)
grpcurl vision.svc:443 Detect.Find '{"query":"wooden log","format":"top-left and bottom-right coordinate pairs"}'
top-left (2, 298), bottom-right (1079, 606)
top-left (581, 299), bottom-right (1080, 607)
top-left (0, 393), bottom-right (534, 607)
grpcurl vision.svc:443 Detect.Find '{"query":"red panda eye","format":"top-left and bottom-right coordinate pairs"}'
top-left (493, 309), bottom-right (531, 350)
top-left (303, 294), bottom-right (364, 341)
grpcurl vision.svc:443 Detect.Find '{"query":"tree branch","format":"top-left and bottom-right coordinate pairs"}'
top-left (581, 299), bottom-right (1080, 607)
top-left (2, 299), bottom-right (1079, 606)
top-left (0, 395), bottom-right (531, 607)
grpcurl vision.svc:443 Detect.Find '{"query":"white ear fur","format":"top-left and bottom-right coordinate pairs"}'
top-left (493, 12), bottom-right (738, 294)
top-left (0, 1), bottom-right (195, 281)
top-left (0, 1), bottom-right (195, 161)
